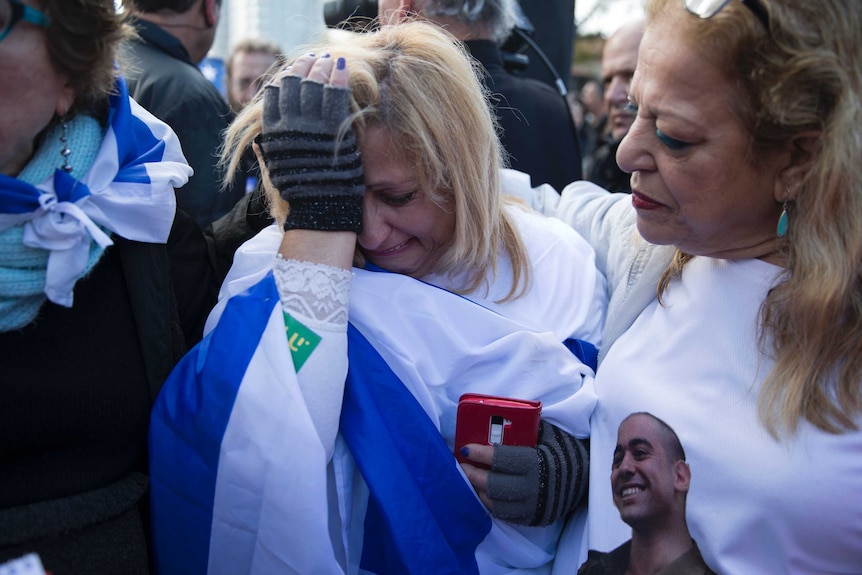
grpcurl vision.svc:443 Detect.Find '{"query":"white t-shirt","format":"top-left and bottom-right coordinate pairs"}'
top-left (583, 256), bottom-right (862, 574)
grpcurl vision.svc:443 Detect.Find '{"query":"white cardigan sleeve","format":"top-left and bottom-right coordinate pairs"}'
top-left (554, 181), bottom-right (677, 364)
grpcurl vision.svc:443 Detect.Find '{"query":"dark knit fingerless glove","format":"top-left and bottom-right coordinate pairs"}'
top-left (486, 421), bottom-right (589, 526)
top-left (258, 74), bottom-right (365, 232)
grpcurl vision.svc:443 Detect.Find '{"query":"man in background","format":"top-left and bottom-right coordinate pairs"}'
top-left (224, 37), bottom-right (282, 197)
top-left (122, 0), bottom-right (245, 228)
top-left (583, 18), bottom-right (644, 194)
top-left (570, 78), bottom-right (606, 160)
top-left (378, 0), bottom-right (582, 192)
top-left (225, 38), bottom-right (282, 113)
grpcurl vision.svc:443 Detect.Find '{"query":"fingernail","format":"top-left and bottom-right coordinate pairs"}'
top-left (337, 57), bottom-right (346, 70)
top-left (460, 446), bottom-right (470, 457)
top-left (307, 53), bottom-right (315, 57)
top-left (322, 53), bottom-right (331, 59)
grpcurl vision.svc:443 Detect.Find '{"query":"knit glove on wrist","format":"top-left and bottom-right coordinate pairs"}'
top-left (258, 74), bottom-right (365, 232)
top-left (487, 421), bottom-right (589, 526)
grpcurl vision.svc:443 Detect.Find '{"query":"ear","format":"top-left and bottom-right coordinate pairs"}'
top-left (774, 130), bottom-right (821, 202)
top-left (55, 82), bottom-right (76, 119)
top-left (673, 460), bottom-right (691, 493)
top-left (203, 0), bottom-right (218, 28)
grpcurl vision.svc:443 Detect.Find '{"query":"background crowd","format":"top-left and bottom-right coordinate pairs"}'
top-left (1, 0), bottom-right (860, 573)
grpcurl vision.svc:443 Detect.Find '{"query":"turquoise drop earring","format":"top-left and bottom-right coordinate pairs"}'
top-left (776, 201), bottom-right (789, 238)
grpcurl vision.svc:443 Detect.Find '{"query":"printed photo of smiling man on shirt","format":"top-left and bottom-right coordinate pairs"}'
top-left (577, 413), bottom-right (715, 575)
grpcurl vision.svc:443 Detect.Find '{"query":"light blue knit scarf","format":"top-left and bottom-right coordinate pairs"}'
top-left (0, 116), bottom-right (104, 331)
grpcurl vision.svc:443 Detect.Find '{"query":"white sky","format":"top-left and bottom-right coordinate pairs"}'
top-left (575, 0), bottom-right (646, 36)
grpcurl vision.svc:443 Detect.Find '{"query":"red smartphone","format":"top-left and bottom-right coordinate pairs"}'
top-left (454, 393), bottom-right (542, 468)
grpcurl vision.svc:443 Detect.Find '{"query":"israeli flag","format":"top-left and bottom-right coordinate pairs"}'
top-left (0, 76), bottom-right (189, 307)
top-left (150, 231), bottom-right (596, 574)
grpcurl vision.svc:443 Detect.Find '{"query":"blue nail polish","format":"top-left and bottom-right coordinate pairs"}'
top-left (337, 57), bottom-right (346, 70)
top-left (307, 52), bottom-right (315, 57)
top-left (322, 53), bottom-right (331, 59)
top-left (460, 446), bottom-right (470, 457)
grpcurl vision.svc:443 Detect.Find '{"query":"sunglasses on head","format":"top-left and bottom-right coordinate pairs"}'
top-left (685, 0), bottom-right (770, 30)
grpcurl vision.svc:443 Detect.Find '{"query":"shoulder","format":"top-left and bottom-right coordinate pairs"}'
top-left (124, 50), bottom-right (227, 121)
top-left (515, 75), bottom-right (566, 103)
top-left (507, 202), bottom-right (594, 262)
top-left (468, 43), bottom-right (567, 115)
top-left (204, 225), bottom-right (283, 334)
top-left (223, 225), bottom-right (282, 287)
top-left (555, 181), bottom-right (634, 250)
top-left (500, 168), bottom-right (560, 214)
top-left (491, 71), bottom-right (569, 114)
top-left (121, 38), bottom-right (187, 86)
top-left (577, 541), bottom-right (632, 575)
top-left (554, 180), bottom-right (668, 288)
top-left (503, 202), bottom-right (608, 343)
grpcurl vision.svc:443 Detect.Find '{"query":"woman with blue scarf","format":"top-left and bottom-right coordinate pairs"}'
top-left (0, 1), bottom-right (212, 572)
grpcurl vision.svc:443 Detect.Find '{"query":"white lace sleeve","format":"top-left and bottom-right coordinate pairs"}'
top-left (273, 254), bottom-right (352, 461)
top-left (273, 255), bottom-right (352, 329)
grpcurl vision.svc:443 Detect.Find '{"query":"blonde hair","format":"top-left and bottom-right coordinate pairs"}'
top-left (222, 21), bottom-right (529, 300)
top-left (650, 0), bottom-right (862, 435)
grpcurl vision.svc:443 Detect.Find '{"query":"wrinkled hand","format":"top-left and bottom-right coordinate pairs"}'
top-left (460, 421), bottom-right (589, 526)
top-left (257, 54), bottom-right (364, 232)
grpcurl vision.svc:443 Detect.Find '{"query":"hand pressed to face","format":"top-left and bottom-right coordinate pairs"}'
top-left (256, 54), bottom-right (364, 233)
top-left (617, 15), bottom-right (788, 262)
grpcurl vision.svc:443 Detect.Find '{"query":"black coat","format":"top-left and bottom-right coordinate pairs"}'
top-left (465, 40), bottom-right (582, 192)
top-left (122, 19), bottom-right (245, 229)
top-left (585, 138), bottom-right (631, 194)
top-left (0, 210), bottom-right (214, 573)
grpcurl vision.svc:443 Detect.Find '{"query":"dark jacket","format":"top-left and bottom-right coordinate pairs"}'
top-left (584, 137), bottom-right (631, 194)
top-left (122, 19), bottom-right (245, 228)
top-left (577, 540), bottom-right (717, 575)
top-left (0, 211), bottom-right (214, 574)
top-left (205, 182), bottom-right (273, 286)
top-left (465, 39), bottom-right (582, 192)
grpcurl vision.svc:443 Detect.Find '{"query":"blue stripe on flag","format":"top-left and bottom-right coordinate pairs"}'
top-left (149, 274), bottom-right (281, 574)
top-left (342, 325), bottom-right (492, 575)
top-left (563, 338), bottom-right (598, 372)
top-left (110, 77), bottom-right (164, 184)
top-left (53, 169), bottom-right (92, 204)
top-left (0, 174), bottom-right (43, 214)
top-left (0, 169), bottom-right (93, 215)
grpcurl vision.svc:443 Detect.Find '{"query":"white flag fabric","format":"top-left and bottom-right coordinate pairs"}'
top-left (0, 77), bottom-right (189, 307)
top-left (150, 232), bottom-right (597, 574)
